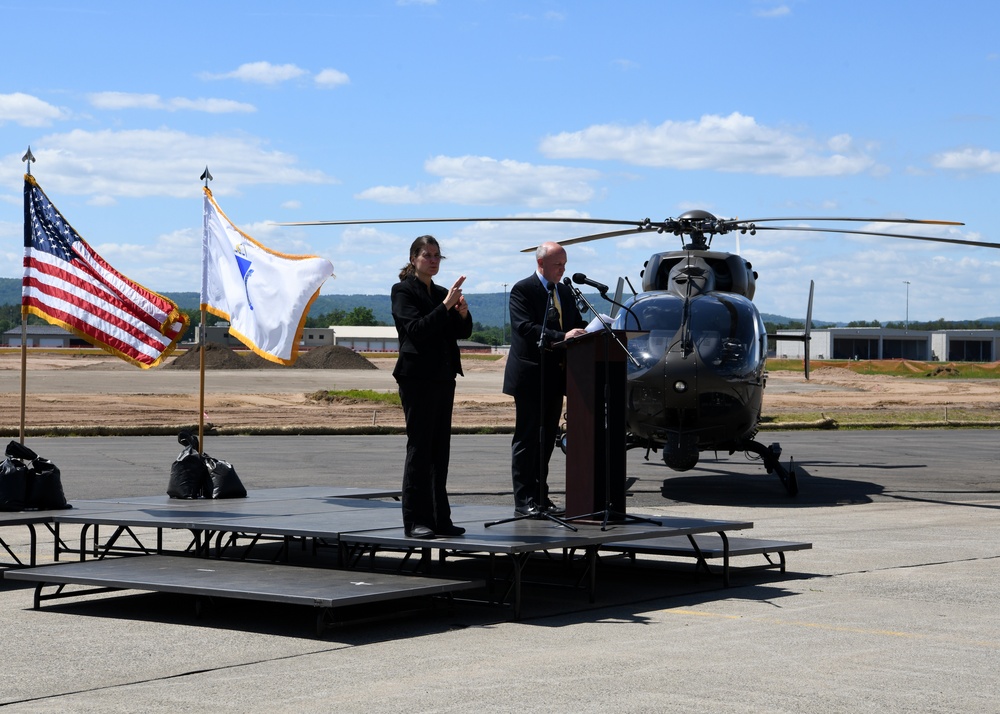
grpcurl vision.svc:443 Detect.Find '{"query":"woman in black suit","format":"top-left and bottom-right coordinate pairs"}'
top-left (390, 235), bottom-right (473, 539)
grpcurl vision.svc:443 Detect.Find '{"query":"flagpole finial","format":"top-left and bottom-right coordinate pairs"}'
top-left (22, 146), bottom-right (36, 175)
top-left (201, 166), bottom-right (213, 186)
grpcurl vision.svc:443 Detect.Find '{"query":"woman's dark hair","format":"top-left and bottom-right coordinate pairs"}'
top-left (398, 234), bottom-right (445, 281)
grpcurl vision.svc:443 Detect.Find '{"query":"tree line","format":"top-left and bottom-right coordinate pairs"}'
top-left (2, 303), bottom-right (991, 349)
top-left (0, 304), bottom-right (388, 343)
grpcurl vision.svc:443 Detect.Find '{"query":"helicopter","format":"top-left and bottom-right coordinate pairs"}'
top-left (281, 211), bottom-right (999, 495)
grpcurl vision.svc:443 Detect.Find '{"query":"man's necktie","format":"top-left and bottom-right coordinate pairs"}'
top-left (548, 283), bottom-right (563, 330)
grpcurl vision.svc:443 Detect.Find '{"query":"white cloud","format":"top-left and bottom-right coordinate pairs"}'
top-left (755, 5), bottom-right (792, 18)
top-left (92, 227), bottom-right (203, 292)
top-left (539, 112), bottom-right (877, 177)
top-left (0, 93), bottom-right (69, 127)
top-left (739, 219), bottom-right (999, 319)
top-left (202, 61), bottom-right (308, 85)
top-left (89, 92), bottom-right (163, 110)
top-left (356, 155), bottom-right (600, 208)
top-left (1, 128), bottom-right (334, 200)
top-left (315, 69), bottom-right (351, 88)
top-left (168, 97), bottom-right (256, 113)
top-left (88, 92), bottom-right (255, 114)
top-left (291, 212), bottom-right (607, 295)
top-left (932, 147), bottom-right (1000, 173)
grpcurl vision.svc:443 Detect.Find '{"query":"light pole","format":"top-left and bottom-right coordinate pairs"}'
top-left (903, 280), bottom-right (910, 332)
top-left (502, 282), bottom-right (509, 345)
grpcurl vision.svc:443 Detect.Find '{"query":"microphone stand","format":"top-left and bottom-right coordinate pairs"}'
top-left (561, 281), bottom-right (660, 530)
top-left (487, 282), bottom-right (577, 531)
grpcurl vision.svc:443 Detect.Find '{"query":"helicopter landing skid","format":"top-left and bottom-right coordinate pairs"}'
top-left (741, 440), bottom-right (799, 496)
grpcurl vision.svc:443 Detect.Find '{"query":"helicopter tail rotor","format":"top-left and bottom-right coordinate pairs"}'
top-left (804, 280), bottom-right (814, 380)
top-left (608, 277), bottom-right (625, 320)
top-left (766, 279), bottom-right (814, 378)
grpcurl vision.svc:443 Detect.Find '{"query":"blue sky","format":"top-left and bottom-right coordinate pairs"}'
top-left (2, 0), bottom-right (998, 322)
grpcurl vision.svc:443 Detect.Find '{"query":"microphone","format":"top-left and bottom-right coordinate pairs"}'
top-left (572, 272), bottom-right (609, 295)
top-left (564, 277), bottom-right (589, 314)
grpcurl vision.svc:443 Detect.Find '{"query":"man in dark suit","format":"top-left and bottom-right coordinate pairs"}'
top-left (503, 241), bottom-right (588, 515)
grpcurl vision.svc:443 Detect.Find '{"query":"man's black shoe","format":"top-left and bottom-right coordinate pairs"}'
top-left (436, 524), bottom-right (466, 536)
top-left (404, 525), bottom-right (436, 539)
top-left (514, 503), bottom-right (541, 516)
top-left (543, 500), bottom-right (566, 516)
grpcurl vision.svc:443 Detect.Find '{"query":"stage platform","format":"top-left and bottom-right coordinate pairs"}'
top-left (6, 555), bottom-right (482, 634)
top-left (0, 510), bottom-right (70, 568)
top-left (600, 534), bottom-right (814, 582)
top-left (2, 488), bottom-right (812, 623)
top-left (0, 486), bottom-right (400, 569)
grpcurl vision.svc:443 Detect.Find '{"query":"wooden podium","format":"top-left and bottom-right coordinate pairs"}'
top-left (562, 329), bottom-right (628, 519)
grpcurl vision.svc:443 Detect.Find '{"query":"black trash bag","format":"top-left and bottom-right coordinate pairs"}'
top-left (25, 457), bottom-right (70, 510)
top-left (167, 431), bottom-right (210, 499)
top-left (204, 455), bottom-right (247, 499)
top-left (0, 456), bottom-right (29, 511)
top-left (1, 441), bottom-right (70, 511)
top-left (5, 440), bottom-right (38, 461)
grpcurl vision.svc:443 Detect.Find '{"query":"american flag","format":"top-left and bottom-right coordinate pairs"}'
top-left (22, 175), bottom-right (188, 368)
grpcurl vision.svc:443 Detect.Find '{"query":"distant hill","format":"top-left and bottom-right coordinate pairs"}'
top-left (1, 277), bottom-right (614, 328)
top-left (2, 278), bottom-right (997, 329)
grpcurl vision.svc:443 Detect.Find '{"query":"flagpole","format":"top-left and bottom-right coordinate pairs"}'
top-left (19, 148), bottom-right (36, 445)
top-left (198, 167), bottom-right (213, 455)
top-left (198, 307), bottom-right (206, 453)
top-left (19, 319), bottom-right (27, 446)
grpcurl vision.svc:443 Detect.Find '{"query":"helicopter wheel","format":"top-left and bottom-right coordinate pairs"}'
top-left (772, 456), bottom-right (798, 496)
top-left (743, 440), bottom-right (799, 496)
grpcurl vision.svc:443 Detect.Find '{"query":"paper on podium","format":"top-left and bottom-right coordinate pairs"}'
top-left (585, 314), bottom-right (613, 333)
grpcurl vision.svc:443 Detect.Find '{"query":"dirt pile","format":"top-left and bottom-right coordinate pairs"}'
top-left (166, 343), bottom-right (250, 370)
top-left (166, 344), bottom-right (377, 370)
top-left (294, 346), bottom-right (378, 370)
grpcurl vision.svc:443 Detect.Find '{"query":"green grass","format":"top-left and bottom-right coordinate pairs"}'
top-left (761, 406), bottom-right (1000, 428)
top-left (768, 359), bottom-right (1000, 379)
top-left (360, 352), bottom-right (503, 362)
top-left (307, 389), bottom-right (401, 406)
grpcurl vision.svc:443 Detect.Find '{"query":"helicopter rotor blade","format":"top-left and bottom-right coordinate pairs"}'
top-left (750, 224), bottom-right (1000, 250)
top-left (276, 216), bottom-right (647, 229)
top-left (520, 227), bottom-right (649, 253)
top-left (734, 217), bottom-right (964, 227)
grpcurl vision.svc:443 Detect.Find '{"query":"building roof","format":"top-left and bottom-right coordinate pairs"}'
top-left (329, 325), bottom-right (397, 338)
top-left (3, 325), bottom-right (74, 336)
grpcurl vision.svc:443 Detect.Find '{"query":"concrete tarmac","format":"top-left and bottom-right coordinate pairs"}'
top-left (1, 430), bottom-right (998, 713)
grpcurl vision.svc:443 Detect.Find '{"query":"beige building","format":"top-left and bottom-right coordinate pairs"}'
top-left (195, 324), bottom-right (335, 350)
top-left (773, 327), bottom-right (1000, 361)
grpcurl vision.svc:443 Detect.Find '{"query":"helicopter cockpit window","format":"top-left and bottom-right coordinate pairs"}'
top-left (690, 294), bottom-right (763, 377)
top-left (613, 295), bottom-right (683, 374)
top-left (626, 329), bottom-right (671, 373)
top-left (612, 295), bottom-right (683, 333)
